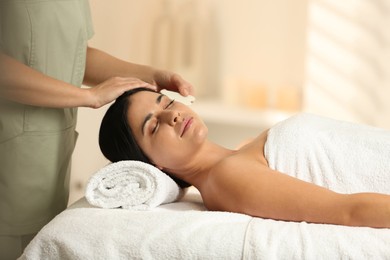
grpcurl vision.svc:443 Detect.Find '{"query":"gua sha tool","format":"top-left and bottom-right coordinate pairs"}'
top-left (161, 89), bottom-right (196, 105)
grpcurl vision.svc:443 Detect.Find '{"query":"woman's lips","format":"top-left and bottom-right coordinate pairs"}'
top-left (181, 117), bottom-right (193, 137)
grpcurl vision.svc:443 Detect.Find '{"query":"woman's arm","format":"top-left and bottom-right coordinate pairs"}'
top-left (84, 47), bottom-right (194, 96)
top-left (207, 160), bottom-right (390, 228)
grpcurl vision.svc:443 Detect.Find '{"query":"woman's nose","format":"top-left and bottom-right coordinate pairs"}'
top-left (160, 110), bottom-right (181, 126)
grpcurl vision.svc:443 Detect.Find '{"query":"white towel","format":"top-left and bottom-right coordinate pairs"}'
top-left (85, 160), bottom-right (184, 210)
top-left (264, 113), bottom-right (390, 194)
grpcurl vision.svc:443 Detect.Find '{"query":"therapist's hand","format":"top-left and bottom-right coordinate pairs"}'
top-left (87, 77), bottom-right (156, 109)
top-left (152, 70), bottom-right (194, 97)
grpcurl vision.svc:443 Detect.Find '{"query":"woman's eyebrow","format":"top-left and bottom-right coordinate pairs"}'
top-left (141, 94), bottom-right (165, 135)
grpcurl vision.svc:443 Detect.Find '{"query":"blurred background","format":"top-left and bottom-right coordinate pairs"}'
top-left (69, 0), bottom-right (390, 204)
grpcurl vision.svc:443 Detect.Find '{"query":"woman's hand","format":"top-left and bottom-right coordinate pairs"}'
top-left (152, 70), bottom-right (194, 97)
top-left (87, 77), bottom-right (156, 109)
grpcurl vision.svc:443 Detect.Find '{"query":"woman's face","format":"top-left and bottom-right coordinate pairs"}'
top-left (127, 91), bottom-right (208, 169)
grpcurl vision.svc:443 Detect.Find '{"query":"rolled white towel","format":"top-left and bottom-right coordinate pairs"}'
top-left (85, 160), bottom-right (184, 210)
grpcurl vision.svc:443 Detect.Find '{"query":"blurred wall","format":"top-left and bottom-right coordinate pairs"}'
top-left (303, 0), bottom-right (390, 128)
top-left (87, 0), bottom-right (309, 105)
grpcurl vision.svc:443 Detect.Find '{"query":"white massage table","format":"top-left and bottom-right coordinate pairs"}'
top-left (19, 187), bottom-right (390, 259)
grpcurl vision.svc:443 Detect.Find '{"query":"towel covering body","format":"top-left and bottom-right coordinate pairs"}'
top-left (265, 113), bottom-right (390, 194)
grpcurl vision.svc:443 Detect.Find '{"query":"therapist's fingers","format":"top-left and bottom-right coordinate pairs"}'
top-left (170, 73), bottom-right (194, 97)
top-left (153, 71), bottom-right (194, 96)
top-left (88, 77), bottom-right (156, 108)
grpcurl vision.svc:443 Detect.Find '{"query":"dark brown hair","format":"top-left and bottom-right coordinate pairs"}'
top-left (99, 87), bottom-right (191, 188)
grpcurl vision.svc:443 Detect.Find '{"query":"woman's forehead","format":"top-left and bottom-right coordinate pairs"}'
top-left (128, 91), bottom-right (161, 109)
top-left (132, 90), bottom-right (160, 101)
top-left (127, 91), bottom-right (162, 127)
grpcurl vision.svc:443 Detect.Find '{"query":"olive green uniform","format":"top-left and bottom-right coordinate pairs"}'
top-left (0, 0), bottom-right (93, 257)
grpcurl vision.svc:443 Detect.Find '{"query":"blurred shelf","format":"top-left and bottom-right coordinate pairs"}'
top-left (190, 99), bottom-right (294, 128)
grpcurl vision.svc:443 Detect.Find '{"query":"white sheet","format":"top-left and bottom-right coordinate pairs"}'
top-left (244, 218), bottom-right (390, 259)
top-left (20, 188), bottom-right (249, 260)
top-left (20, 187), bottom-right (390, 260)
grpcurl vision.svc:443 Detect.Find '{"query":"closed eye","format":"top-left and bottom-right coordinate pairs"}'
top-left (165, 99), bottom-right (175, 108)
top-left (152, 121), bottom-right (158, 134)
top-left (151, 99), bottom-right (175, 134)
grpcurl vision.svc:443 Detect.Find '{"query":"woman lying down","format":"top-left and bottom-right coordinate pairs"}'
top-left (99, 87), bottom-right (390, 228)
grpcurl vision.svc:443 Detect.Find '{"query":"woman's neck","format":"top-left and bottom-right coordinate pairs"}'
top-left (166, 140), bottom-right (235, 188)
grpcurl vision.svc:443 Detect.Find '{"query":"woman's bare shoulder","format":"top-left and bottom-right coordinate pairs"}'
top-left (209, 151), bottom-right (262, 182)
top-left (200, 153), bottom-right (269, 211)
